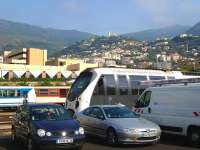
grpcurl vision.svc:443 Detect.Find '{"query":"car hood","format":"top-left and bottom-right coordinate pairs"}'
top-left (32, 119), bottom-right (79, 131)
top-left (107, 118), bottom-right (159, 130)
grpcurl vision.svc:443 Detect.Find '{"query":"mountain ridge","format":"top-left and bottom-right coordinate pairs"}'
top-left (0, 19), bottom-right (94, 55)
top-left (123, 25), bottom-right (191, 41)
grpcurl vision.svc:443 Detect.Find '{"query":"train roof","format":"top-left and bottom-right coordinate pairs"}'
top-left (83, 67), bottom-right (181, 76)
top-left (0, 86), bottom-right (34, 89)
top-left (147, 82), bottom-right (200, 90)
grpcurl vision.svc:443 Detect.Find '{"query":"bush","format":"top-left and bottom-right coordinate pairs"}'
top-left (17, 81), bottom-right (29, 86)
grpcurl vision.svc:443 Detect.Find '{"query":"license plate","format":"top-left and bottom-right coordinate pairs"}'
top-left (143, 133), bottom-right (154, 137)
top-left (56, 138), bottom-right (73, 144)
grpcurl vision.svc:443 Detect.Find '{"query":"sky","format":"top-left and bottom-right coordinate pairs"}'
top-left (0, 0), bottom-right (200, 35)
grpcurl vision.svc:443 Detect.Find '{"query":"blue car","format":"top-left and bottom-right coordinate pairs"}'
top-left (11, 103), bottom-right (85, 150)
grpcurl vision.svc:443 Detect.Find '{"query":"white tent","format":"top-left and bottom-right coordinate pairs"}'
top-left (61, 71), bottom-right (72, 78)
top-left (0, 70), bottom-right (8, 78)
top-left (46, 70), bottom-right (58, 78)
top-left (30, 70), bottom-right (42, 78)
top-left (13, 70), bottom-right (26, 78)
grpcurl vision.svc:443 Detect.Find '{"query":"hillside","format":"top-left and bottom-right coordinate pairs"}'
top-left (58, 36), bottom-right (141, 57)
top-left (187, 22), bottom-right (200, 35)
top-left (123, 25), bottom-right (190, 41)
top-left (0, 19), bottom-right (93, 56)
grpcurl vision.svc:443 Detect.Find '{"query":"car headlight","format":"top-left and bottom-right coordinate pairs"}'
top-left (79, 127), bottom-right (84, 135)
top-left (46, 131), bottom-right (52, 137)
top-left (123, 128), bottom-right (139, 134)
top-left (74, 130), bottom-right (79, 135)
top-left (37, 129), bottom-right (46, 137)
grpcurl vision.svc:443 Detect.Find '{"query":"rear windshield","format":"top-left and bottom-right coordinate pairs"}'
top-left (30, 105), bottom-right (72, 121)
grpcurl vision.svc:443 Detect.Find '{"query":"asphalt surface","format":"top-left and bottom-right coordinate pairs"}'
top-left (0, 134), bottom-right (199, 150)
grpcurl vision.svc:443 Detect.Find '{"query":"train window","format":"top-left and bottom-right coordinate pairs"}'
top-left (68, 72), bottom-right (93, 101)
top-left (132, 89), bottom-right (139, 95)
top-left (149, 76), bottom-right (165, 80)
top-left (2, 90), bottom-right (7, 97)
top-left (8, 90), bottom-right (15, 97)
top-left (0, 89), bottom-right (21, 97)
top-left (118, 75), bottom-right (128, 95)
top-left (167, 76), bottom-right (175, 80)
top-left (130, 75), bottom-right (147, 81)
top-left (94, 76), bottom-right (105, 95)
top-left (49, 89), bottom-right (58, 96)
top-left (105, 75), bottom-right (116, 95)
top-left (60, 89), bottom-right (67, 97)
top-left (129, 75), bottom-right (147, 95)
top-left (35, 89), bottom-right (39, 96)
top-left (39, 89), bottom-right (48, 96)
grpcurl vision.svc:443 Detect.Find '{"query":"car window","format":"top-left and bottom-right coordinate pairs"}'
top-left (89, 107), bottom-right (104, 119)
top-left (135, 91), bottom-right (151, 108)
top-left (103, 107), bottom-right (138, 118)
top-left (30, 105), bottom-right (72, 121)
top-left (83, 107), bottom-right (93, 116)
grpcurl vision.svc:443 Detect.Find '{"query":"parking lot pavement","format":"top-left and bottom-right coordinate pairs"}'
top-left (0, 134), bottom-right (199, 150)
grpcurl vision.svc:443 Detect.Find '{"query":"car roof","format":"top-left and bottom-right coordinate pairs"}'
top-left (90, 104), bottom-right (126, 108)
top-left (21, 103), bottom-right (62, 108)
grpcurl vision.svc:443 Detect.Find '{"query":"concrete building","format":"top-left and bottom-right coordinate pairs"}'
top-left (0, 56), bottom-right (3, 64)
top-left (46, 58), bottom-right (84, 66)
top-left (3, 48), bottom-right (47, 65)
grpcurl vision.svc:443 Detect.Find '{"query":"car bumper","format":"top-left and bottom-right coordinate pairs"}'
top-left (35, 135), bottom-right (85, 149)
top-left (117, 132), bottom-right (160, 144)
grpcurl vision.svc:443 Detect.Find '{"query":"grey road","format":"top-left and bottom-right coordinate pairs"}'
top-left (0, 134), bottom-right (199, 150)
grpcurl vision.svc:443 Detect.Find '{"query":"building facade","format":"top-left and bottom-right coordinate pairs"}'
top-left (3, 48), bottom-right (47, 65)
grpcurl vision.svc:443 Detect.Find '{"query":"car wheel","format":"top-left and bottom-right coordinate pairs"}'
top-left (73, 145), bottom-right (83, 150)
top-left (27, 137), bottom-right (38, 150)
top-left (188, 127), bottom-right (200, 147)
top-left (107, 128), bottom-right (118, 146)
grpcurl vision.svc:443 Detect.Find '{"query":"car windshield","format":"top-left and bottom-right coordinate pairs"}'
top-left (30, 105), bottom-right (72, 121)
top-left (103, 107), bottom-right (139, 118)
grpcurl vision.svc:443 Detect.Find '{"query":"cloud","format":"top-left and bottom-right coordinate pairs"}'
top-left (134, 0), bottom-right (200, 26)
top-left (63, 1), bottom-right (87, 15)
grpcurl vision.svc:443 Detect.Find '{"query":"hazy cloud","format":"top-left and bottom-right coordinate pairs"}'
top-left (134, 0), bottom-right (200, 26)
top-left (63, 1), bottom-right (87, 15)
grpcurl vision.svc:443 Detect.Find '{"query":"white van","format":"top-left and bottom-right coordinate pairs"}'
top-left (134, 83), bottom-right (200, 146)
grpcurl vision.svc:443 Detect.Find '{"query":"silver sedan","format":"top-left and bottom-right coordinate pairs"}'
top-left (75, 105), bottom-right (161, 145)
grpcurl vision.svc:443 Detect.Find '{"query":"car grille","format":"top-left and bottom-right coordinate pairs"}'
top-left (137, 136), bottom-right (157, 141)
top-left (51, 131), bottom-right (74, 137)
